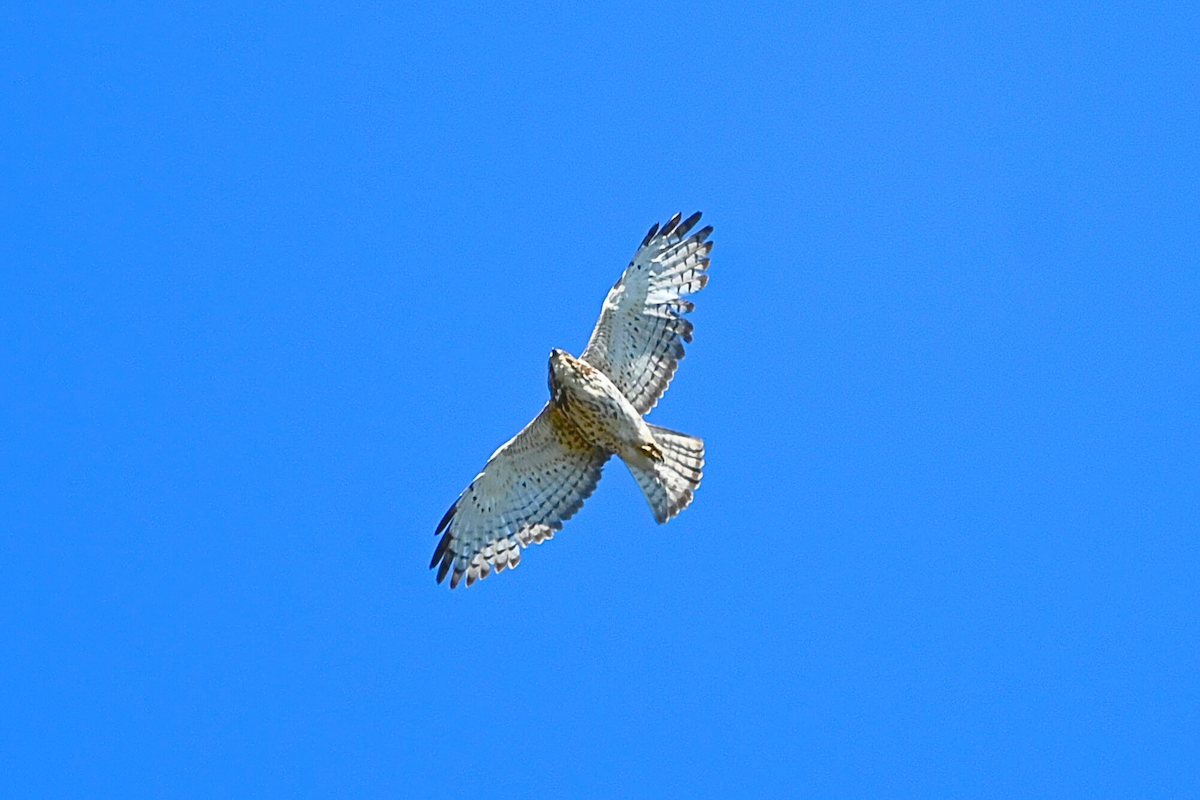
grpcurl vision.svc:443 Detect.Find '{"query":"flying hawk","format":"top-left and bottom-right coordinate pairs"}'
top-left (432, 212), bottom-right (712, 588)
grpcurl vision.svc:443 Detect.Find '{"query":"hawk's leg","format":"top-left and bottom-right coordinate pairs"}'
top-left (639, 443), bottom-right (664, 462)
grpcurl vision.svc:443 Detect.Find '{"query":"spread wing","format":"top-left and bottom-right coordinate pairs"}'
top-left (431, 404), bottom-right (610, 588)
top-left (580, 212), bottom-right (712, 414)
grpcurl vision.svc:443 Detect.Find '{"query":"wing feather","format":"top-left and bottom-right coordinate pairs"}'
top-left (580, 212), bottom-right (712, 414)
top-left (431, 404), bottom-right (610, 588)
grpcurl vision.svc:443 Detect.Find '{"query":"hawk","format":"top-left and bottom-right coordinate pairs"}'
top-left (431, 212), bottom-right (712, 588)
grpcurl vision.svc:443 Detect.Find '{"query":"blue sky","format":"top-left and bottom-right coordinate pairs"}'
top-left (3, 1), bottom-right (1198, 796)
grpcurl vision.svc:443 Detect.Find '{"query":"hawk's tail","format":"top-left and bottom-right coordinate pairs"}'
top-left (628, 424), bottom-right (705, 524)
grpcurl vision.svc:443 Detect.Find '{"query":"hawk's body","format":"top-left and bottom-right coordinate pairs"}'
top-left (549, 349), bottom-right (656, 464)
top-left (432, 212), bottom-right (712, 588)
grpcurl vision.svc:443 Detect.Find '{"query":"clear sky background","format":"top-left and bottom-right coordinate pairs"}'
top-left (3, 1), bottom-right (1198, 796)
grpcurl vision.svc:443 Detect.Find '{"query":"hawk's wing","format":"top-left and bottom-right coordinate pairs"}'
top-left (580, 212), bottom-right (712, 414)
top-left (431, 404), bottom-right (610, 588)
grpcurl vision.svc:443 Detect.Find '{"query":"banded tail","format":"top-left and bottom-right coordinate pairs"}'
top-left (627, 424), bottom-right (705, 523)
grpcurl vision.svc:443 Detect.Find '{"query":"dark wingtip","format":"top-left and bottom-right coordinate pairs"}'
top-left (661, 212), bottom-right (682, 237)
top-left (436, 552), bottom-right (453, 583)
top-left (677, 211), bottom-right (703, 237)
top-left (693, 225), bottom-right (714, 244)
top-left (435, 501), bottom-right (457, 535)
top-left (430, 531), bottom-right (453, 569)
top-left (641, 222), bottom-right (660, 247)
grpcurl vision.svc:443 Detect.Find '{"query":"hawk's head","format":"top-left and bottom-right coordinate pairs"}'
top-left (548, 348), bottom-right (570, 381)
top-left (548, 348), bottom-right (594, 399)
